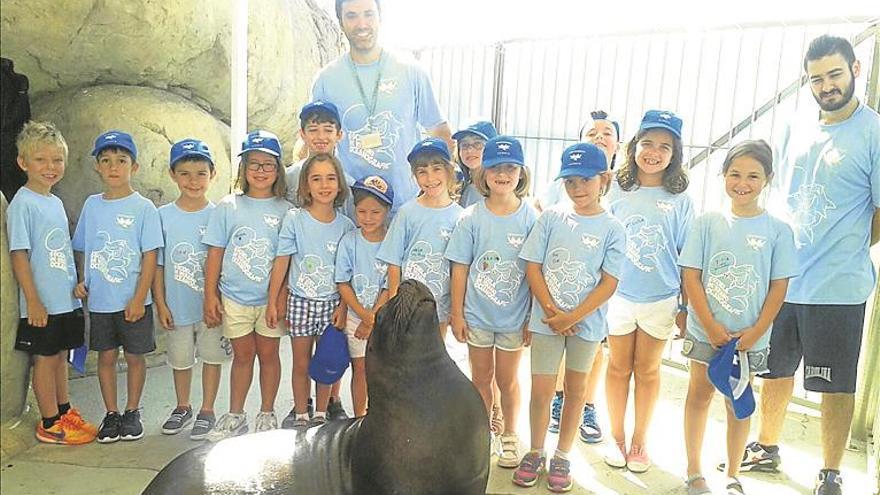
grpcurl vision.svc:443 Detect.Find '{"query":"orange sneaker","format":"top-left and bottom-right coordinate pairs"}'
top-left (62, 408), bottom-right (98, 437)
top-left (35, 416), bottom-right (96, 445)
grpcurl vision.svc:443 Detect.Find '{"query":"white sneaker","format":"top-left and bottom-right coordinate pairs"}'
top-left (604, 440), bottom-right (627, 468)
top-left (206, 412), bottom-right (248, 442)
top-left (254, 411), bottom-right (277, 432)
top-left (498, 433), bottom-right (520, 468)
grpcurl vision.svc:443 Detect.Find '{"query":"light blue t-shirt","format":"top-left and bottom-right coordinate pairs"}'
top-left (679, 211), bottom-right (799, 350)
top-left (7, 187), bottom-right (81, 318)
top-left (376, 200), bottom-right (464, 321)
top-left (72, 192), bottom-right (163, 313)
top-left (607, 183), bottom-right (694, 303)
top-left (445, 200), bottom-right (538, 332)
top-left (519, 206), bottom-right (626, 342)
top-left (277, 208), bottom-right (355, 301)
top-left (458, 181), bottom-right (483, 209)
top-left (312, 50), bottom-right (446, 214)
top-left (335, 229), bottom-right (388, 319)
top-left (203, 194), bottom-right (291, 306)
top-left (769, 103), bottom-right (880, 304)
top-left (285, 158), bottom-right (356, 221)
top-left (157, 202), bottom-right (214, 326)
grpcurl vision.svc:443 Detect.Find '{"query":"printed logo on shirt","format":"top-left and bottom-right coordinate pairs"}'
top-left (656, 200), bottom-right (674, 213)
top-left (745, 235), bottom-right (766, 251)
top-left (705, 251), bottom-right (759, 315)
top-left (230, 226), bottom-right (271, 282)
top-left (378, 78), bottom-right (398, 95)
top-left (581, 234), bottom-right (600, 249)
top-left (624, 215), bottom-right (666, 272)
top-left (823, 147), bottom-right (844, 167)
top-left (374, 260), bottom-right (388, 276)
top-left (45, 228), bottom-right (73, 276)
top-left (506, 233), bottom-right (526, 249)
top-left (90, 231), bottom-right (136, 284)
top-left (545, 247), bottom-right (593, 310)
top-left (439, 228), bottom-right (453, 240)
top-left (403, 240), bottom-right (447, 298)
top-left (170, 242), bottom-right (206, 293)
top-left (297, 254), bottom-right (335, 298)
top-left (263, 214), bottom-right (281, 229)
top-left (352, 273), bottom-right (380, 308)
top-left (116, 214), bottom-right (135, 229)
top-left (788, 180), bottom-right (836, 248)
top-left (198, 225), bottom-right (207, 237)
top-left (344, 106), bottom-right (403, 171)
top-left (473, 250), bottom-right (523, 306)
top-left (326, 241), bottom-right (338, 254)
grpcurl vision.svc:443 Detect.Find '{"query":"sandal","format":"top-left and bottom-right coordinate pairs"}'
top-left (726, 476), bottom-right (745, 495)
top-left (686, 474), bottom-right (713, 495)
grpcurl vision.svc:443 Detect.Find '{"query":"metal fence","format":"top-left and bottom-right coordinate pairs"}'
top-left (414, 17), bottom-right (880, 408)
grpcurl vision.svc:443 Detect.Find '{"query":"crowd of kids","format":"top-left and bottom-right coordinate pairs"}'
top-left (6, 100), bottom-right (802, 495)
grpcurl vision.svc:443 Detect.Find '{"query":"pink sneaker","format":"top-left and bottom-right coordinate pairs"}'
top-left (512, 451), bottom-right (546, 487)
top-left (627, 444), bottom-right (651, 473)
top-left (547, 456), bottom-right (573, 492)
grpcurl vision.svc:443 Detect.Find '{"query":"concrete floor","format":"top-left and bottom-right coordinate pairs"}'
top-left (0, 336), bottom-right (871, 495)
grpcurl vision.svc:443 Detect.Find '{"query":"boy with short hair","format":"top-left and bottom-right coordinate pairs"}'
top-left (153, 138), bottom-right (231, 440)
top-left (72, 130), bottom-right (164, 443)
top-left (8, 121), bottom-right (97, 445)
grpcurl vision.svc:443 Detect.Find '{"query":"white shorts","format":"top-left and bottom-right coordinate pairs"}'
top-left (607, 294), bottom-right (678, 340)
top-left (344, 313), bottom-right (368, 359)
top-left (165, 322), bottom-right (232, 370)
top-left (221, 296), bottom-right (287, 340)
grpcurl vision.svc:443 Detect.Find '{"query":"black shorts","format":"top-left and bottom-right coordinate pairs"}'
top-left (14, 309), bottom-right (85, 356)
top-left (760, 302), bottom-right (865, 394)
top-left (88, 305), bottom-right (156, 354)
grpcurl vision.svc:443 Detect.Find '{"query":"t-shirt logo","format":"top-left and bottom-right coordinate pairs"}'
top-left (624, 214), bottom-right (666, 273)
top-left (90, 231), bottom-right (135, 284)
top-left (171, 242), bottom-right (206, 293)
top-left (230, 226), bottom-right (271, 282)
top-left (474, 250), bottom-right (522, 306)
top-left (788, 183), bottom-right (836, 247)
top-left (545, 247), bottom-right (592, 310)
top-left (745, 235), bottom-right (766, 251)
top-left (506, 233), bottom-right (525, 249)
top-left (263, 214), bottom-right (280, 228)
top-left (326, 241), bottom-right (338, 254)
top-left (198, 225), bottom-right (207, 236)
top-left (403, 240), bottom-right (446, 298)
top-left (705, 251), bottom-right (759, 315)
top-left (378, 78), bottom-right (397, 95)
top-left (439, 228), bottom-right (453, 240)
top-left (581, 234), bottom-right (600, 249)
top-left (116, 214), bottom-right (135, 229)
top-left (297, 254), bottom-right (334, 298)
top-left (345, 107), bottom-right (403, 171)
top-left (374, 260), bottom-right (388, 276)
top-left (656, 200), bottom-right (674, 213)
top-left (45, 227), bottom-right (72, 274)
top-left (352, 273), bottom-right (380, 308)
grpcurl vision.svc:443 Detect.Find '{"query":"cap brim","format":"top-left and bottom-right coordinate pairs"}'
top-left (556, 169), bottom-right (602, 180)
top-left (351, 184), bottom-right (393, 206)
top-left (92, 143), bottom-right (137, 160)
top-left (640, 123), bottom-right (682, 139)
top-left (453, 129), bottom-right (489, 141)
top-left (238, 147), bottom-right (281, 157)
top-left (482, 157), bottom-right (525, 169)
top-left (172, 151), bottom-right (214, 166)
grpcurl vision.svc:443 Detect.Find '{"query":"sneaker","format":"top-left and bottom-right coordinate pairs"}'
top-left (206, 412), bottom-right (248, 442)
top-left (308, 415), bottom-right (327, 428)
top-left (547, 456), bottom-right (573, 493)
top-left (578, 403), bottom-right (603, 444)
top-left (327, 398), bottom-right (349, 421)
top-left (35, 416), bottom-right (95, 445)
top-left (627, 444), bottom-right (651, 473)
top-left (497, 433), bottom-right (520, 468)
top-left (490, 404), bottom-right (504, 435)
top-left (189, 413), bottom-right (216, 440)
top-left (717, 441), bottom-right (781, 473)
top-left (813, 470), bottom-right (843, 495)
top-left (96, 411), bottom-right (122, 443)
top-left (254, 411), bottom-right (277, 432)
top-left (604, 440), bottom-right (627, 468)
top-left (62, 408), bottom-right (99, 437)
top-left (727, 476), bottom-right (745, 495)
top-left (512, 451), bottom-right (546, 488)
top-left (161, 406), bottom-right (193, 435)
top-left (548, 393), bottom-right (563, 433)
top-left (120, 409), bottom-right (144, 441)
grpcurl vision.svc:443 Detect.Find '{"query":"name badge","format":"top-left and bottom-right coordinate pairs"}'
top-left (361, 132), bottom-right (382, 149)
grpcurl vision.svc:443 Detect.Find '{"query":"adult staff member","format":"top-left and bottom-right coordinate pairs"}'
top-left (312, 0), bottom-right (453, 214)
top-left (732, 35), bottom-right (880, 495)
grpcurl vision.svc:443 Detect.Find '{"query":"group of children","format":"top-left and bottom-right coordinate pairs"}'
top-left (8, 101), bottom-right (795, 495)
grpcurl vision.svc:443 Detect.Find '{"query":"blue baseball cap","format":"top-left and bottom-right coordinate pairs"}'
top-left (351, 175), bottom-right (394, 206)
top-left (452, 120), bottom-right (498, 141)
top-left (238, 129), bottom-right (282, 159)
top-left (639, 110), bottom-right (683, 140)
top-left (92, 130), bottom-right (137, 161)
top-left (299, 100), bottom-right (341, 123)
top-left (482, 135), bottom-right (525, 169)
top-left (407, 137), bottom-right (451, 163)
top-left (308, 324), bottom-right (351, 385)
top-left (708, 339), bottom-right (756, 420)
top-left (169, 138), bottom-right (213, 168)
top-left (557, 142), bottom-right (607, 179)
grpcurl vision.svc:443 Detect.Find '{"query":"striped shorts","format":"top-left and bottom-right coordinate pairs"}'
top-left (287, 293), bottom-right (339, 338)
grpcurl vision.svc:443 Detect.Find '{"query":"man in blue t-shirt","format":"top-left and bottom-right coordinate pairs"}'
top-left (312, 0), bottom-right (452, 215)
top-left (732, 35), bottom-right (880, 495)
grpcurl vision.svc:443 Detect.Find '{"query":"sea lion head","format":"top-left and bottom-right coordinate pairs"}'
top-left (369, 279), bottom-right (439, 362)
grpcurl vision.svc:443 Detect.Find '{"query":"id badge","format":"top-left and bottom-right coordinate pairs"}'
top-left (361, 132), bottom-right (382, 149)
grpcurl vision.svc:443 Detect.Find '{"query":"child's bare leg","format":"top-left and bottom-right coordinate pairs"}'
top-left (631, 328), bottom-right (667, 447)
top-left (200, 363), bottom-right (222, 414)
top-left (229, 334), bottom-right (257, 413)
top-left (350, 357), bottom-right (367, 417)
top-left (173, 368), bottom-right (193, 408)
top-left (33, 354), bottom-right (60, 418)
top-left (726, 394), bottom-right (752, 478)
top-left (438, 321), bottom-right (448, 342)
top-left (291, 336), bottom-right (314, 414)
top-left (606, 333), bottom-right (636, 444)
top-left (123, 352), bottom-right (146, 411)
top-left (97, 349), bottom-right (120, 412)
top-left (529, 375), bottom-right (556, 449)
top-left (684, 361), bottom-right (714, 490)
top-left (558, 369), bottom-right (589, 452)
top-left (496, 347), bottom-right (523, 435)
top-left (583, 349), bottom-right (605, 405)
top-left (330, 380), bottom-right (341, 401)
top-left (315, 383), bottom-right (332, 413)
top-left (469, 345), bottom-right (495, 415)
top-left (254, 334), bottom-right (280, 412)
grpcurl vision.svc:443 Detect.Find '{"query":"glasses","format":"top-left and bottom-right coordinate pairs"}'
top-left (245, 162), bottom-right (277, 172)
top-left (458, 141), bottom-right (485, 151)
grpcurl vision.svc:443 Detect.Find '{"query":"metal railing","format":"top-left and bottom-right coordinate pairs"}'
top-left (414, 17), bottom-right (880, 409)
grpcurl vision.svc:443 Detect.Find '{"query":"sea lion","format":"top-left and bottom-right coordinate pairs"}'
top-left (143, 279), bottom-right (489, 494)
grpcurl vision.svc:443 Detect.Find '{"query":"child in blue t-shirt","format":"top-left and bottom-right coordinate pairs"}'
top-left (376, 138), bottom-right (463, 340)
top-left (452, 120), bottom-right (498, 208)
top-left (603, 110), bottom-right (693, 472)
top-left (446, 136), bottom-right (537, 469)
top-left (152, 139), bottom-right (231, 440)
top-left (8, 121), bottom-right (97, 445)
top-left (72, 130), bottom-right (164, 444)
top-left (514, 143), bottom-right (625, 492)
top-left (203, 130), bottom-right (292, 441)
top-left (679, 140), bottom-right (797, 495)
top-left (334, 175), bottom-right (394, 417)
top-left (268, 153), bottom-right (354, 428)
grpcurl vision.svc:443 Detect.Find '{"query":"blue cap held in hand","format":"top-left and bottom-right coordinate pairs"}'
top-left (708, 339), bottom-right (756, 420)
top-left (308, 324), bottom-right (351, 385)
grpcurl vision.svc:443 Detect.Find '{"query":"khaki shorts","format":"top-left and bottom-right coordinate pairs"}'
top-left (344, 313), bottom-right (368, 359)
top-left (530, 333), bottom-right (600, 374)
top-left (165, 321), bottom-right (232, 370)
top-left (607, 294), bottom-right (678, 340)
top-left (221, 296), bottom-right (287, 339)
top-left (467, 327), bottom-right (524, 352)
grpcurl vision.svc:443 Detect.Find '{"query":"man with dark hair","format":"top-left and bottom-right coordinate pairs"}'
top-left (314, 0), bottom-right (452, 215)
top-left (729, 34), bottom-right (880, 495)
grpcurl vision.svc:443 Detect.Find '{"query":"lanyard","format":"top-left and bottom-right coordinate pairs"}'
top-left (348, 50), bottom-right (385, 121)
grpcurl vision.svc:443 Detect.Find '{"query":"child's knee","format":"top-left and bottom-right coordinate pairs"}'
top-left (98, 349), bottom-right (119, 365)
